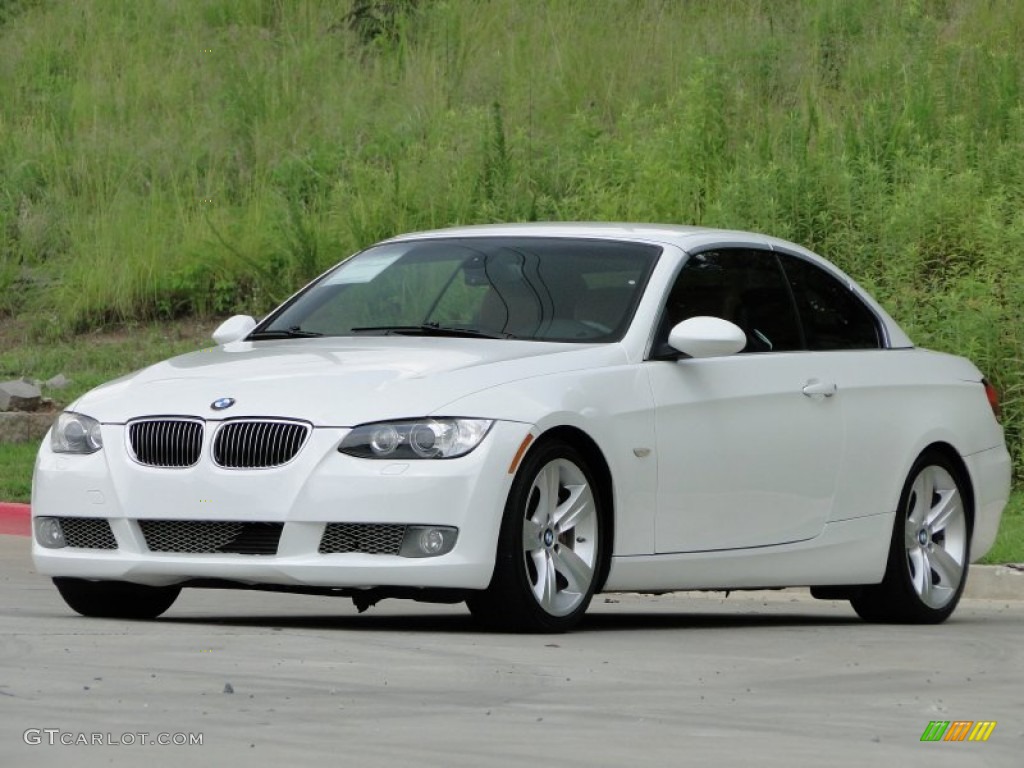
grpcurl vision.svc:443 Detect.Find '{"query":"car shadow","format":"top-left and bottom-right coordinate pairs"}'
top-left (154, 608), bottom-right (864, 634)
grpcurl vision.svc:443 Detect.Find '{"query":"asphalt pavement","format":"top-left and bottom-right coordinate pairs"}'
top-left (1, 534), bottom-right (1021, 767)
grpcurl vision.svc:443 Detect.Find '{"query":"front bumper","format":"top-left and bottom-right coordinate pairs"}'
top-left (32, 420), bottom-right (530, 590)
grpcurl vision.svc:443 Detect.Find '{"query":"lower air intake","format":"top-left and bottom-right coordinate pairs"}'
top-left (139, 520), bottom-right (283, 555)
top-left (319, 523), bottom-right (406, 555)
top-left (60, 517), bottom-right (117, 549)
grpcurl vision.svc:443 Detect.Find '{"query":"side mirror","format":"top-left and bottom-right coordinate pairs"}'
top-left (668, 316), bottom-right (746, 358)
top-left (212, 315), bottom-right (257, 345)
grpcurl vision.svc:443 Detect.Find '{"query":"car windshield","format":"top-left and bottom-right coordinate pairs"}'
top-left (256, 237), bottom-right (661, 342)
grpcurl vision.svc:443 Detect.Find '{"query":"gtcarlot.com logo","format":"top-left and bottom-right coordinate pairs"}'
top-left (23, 729), bottom-right (203, 747)
top-left (920, 721), bottom-right (996, 742)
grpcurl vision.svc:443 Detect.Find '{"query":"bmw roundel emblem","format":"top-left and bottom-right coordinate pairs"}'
top-left (211, 397), bottom-right (236, 411)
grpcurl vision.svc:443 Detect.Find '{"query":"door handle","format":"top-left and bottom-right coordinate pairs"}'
top-left (802, 379), bottom-right (837, 398)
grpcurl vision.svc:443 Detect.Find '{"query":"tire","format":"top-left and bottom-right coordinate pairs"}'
top-left (467, 439), bottom-right (606, 633)
top-left (53, 578), bottom-right (181, 619)
top-left (850, 451), bottom-right (971, 624)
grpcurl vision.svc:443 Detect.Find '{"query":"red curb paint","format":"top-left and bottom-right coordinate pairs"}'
top-left (0, 502), bottom-right (31, 537)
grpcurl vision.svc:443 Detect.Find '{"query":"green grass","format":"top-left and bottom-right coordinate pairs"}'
top-left (0, 319), bottom-right (214, 404)
top-left (981, 490), bottom-right (1024, 565)
top-left (1, 0), bottom-right (1023, 560)
top-left (0, 442), bottom-right (35, 503)
top-left (1, 1), bottom-right (1022, 478)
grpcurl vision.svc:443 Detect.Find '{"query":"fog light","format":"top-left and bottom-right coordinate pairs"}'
top-left (420, 528), bottom-right (445, 554)
top-left (35, 517), bottom-right (66, 549)
top-left (399, 525), bottom-right (458, 558)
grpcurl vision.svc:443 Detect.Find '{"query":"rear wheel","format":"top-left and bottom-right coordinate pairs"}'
top-left (53, 578), bottom-right (181, 619)
top-left (850, 451), bottom-right (971, 624)
top-left (467, 440), bottom-right (605, 632)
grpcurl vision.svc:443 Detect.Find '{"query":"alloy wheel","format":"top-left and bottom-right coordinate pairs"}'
top-left (902, 465), bottom-right (968, 610)
top-left (520, 458), bottom-right (599, 617)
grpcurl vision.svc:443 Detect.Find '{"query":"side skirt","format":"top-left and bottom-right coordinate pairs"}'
top-left (603, 513), bottom-right (892, 592)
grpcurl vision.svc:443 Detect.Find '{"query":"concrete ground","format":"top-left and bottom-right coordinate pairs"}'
top-left (1, 535), bottom-right (1021, 767)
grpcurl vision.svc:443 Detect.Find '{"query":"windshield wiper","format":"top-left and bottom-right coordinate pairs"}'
top-left (247, 326), bottom-right (324, 340)
top-left (349, 323), bottom-right (512, 339)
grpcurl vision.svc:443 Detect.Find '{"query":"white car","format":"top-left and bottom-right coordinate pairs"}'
top-left (32, 223), bottom-right (1011, 631)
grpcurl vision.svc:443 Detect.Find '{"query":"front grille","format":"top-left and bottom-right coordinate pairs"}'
top-left (319, 523), bottom-right (406, 555)
top-left (139, 520), bottom-right (283, 555)
top-left (60, 517), bottom-right (117, 549)
top-left (128, 418), bottom-right (204, 468)
top-left (213, 420), bottom-right (310, 469)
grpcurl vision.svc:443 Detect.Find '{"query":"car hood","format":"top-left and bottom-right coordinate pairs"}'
top-left (73, 337), bottom-right (626, 425)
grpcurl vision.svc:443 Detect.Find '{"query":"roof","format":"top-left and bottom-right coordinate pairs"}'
top-left (384, 222), bottom-right (758, 247)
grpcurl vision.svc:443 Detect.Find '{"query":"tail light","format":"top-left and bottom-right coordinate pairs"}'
top-left (983, 378), bottom-right (1002, 421)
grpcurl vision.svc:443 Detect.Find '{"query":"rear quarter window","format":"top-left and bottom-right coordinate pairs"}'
top-left (778, 254), bottom-right (881, 350)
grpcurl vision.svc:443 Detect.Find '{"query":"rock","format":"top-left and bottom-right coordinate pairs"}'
top-left (0, 380), bottom-right (42, 412)
top-left (45, 374), bottom-right (72, 390)
top-left (0, 412), bottom-right (57, 442)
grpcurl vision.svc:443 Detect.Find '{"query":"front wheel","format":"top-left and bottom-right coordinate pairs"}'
top-left (468, 440), bottom-right (605, 632)
top-left (53, 578), bottom-right (181, 619)
top-left (850, 451), bottom-right (971, 624)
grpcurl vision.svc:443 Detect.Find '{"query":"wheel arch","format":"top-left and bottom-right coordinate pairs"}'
top-left (917, 441), bottom-right (976, 529)
top-left (531, 425), bottom-right (615, 592)
top-left (844, 439), bottom-right (976, 623)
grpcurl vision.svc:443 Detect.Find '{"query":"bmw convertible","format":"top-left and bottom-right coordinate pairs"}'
top-left (32, 223), bottom-right (1011, 631)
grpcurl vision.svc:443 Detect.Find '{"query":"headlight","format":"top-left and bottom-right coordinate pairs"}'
top-left (51, 411), bottom-right (104, 454)
top-left (339, 418), bottom-right (493, 459)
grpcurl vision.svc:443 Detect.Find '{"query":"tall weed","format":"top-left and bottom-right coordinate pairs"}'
top-left (1, 0), bottom-right (1023, 474)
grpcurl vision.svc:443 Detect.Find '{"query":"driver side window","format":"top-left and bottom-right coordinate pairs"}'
top-left (653, 249), bottom-right (801, 356)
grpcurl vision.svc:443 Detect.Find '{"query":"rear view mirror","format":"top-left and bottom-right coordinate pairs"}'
top-left (212, 315), bottom-right (257, 345)
top-left (668, 316), bottom-right (746, 358)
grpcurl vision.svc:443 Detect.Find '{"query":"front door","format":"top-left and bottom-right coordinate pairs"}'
top-left (647, 248), bottom-right (844, 553)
